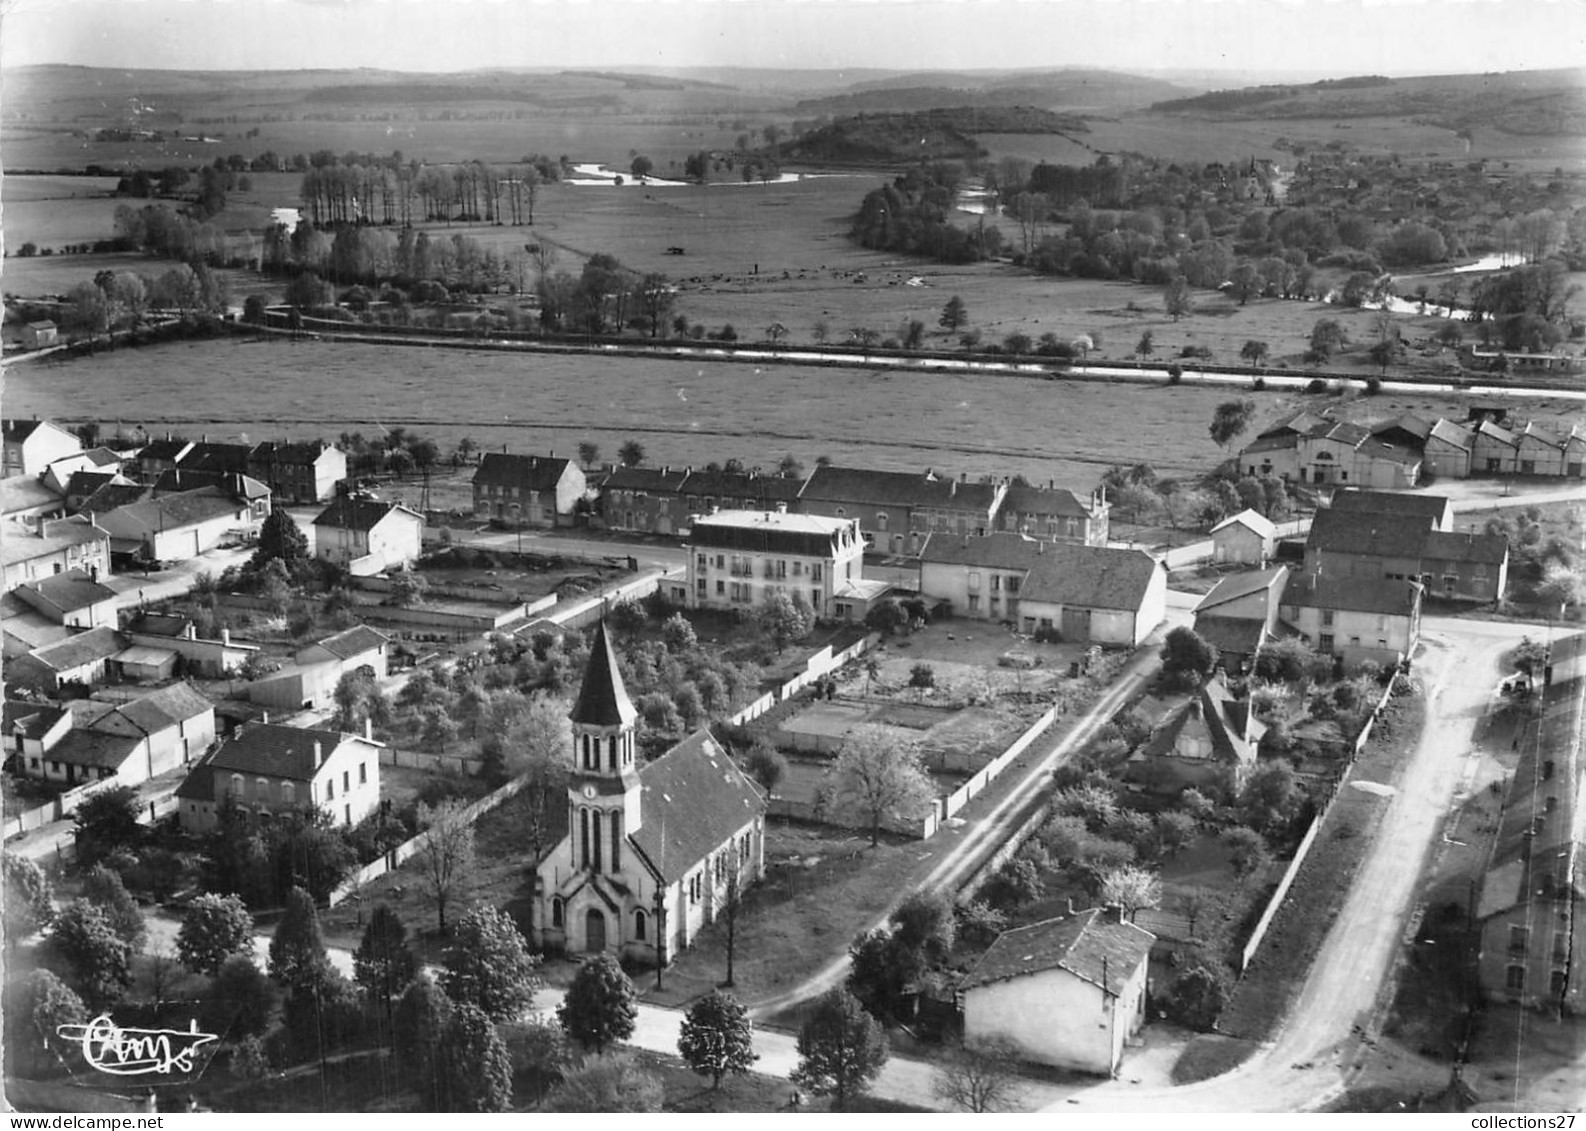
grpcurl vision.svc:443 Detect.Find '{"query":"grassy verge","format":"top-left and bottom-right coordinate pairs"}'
top-left (1215, 691), bottom-right (1426, 1041)
top-left (1170, 1034), bottom-right (1263, 1085)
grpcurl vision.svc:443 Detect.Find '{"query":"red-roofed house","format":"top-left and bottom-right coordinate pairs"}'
top-left (534, 621), bottom-right (767, 965)
top-left (962, 907), bottom-right (1155, 1076)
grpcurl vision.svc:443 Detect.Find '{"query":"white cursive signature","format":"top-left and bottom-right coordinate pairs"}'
top-left (56, 1015), bottom-right (219, 1076)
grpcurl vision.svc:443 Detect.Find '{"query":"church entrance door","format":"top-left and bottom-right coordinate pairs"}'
top-left (585, 908), bottom-right (607, 952)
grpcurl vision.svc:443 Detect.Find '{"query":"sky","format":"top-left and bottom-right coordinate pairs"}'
top-left (2, 0), bottom-right (1585, 78)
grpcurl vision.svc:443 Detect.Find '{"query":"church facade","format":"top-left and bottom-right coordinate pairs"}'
top-left (533, 621), bottom-right (767, 965)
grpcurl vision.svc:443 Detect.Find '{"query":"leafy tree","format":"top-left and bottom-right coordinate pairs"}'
top-left (1155, 810), bottom-right (1199, 858)
top-left (7, 969), bottom-right (88, 1076)
top-left (981, 856), bottom-right (1045, 909)
top-left (441, 1002), bottom-right (514, 1112)
top-left (72, 785), bottom-right (142, 867)
top-left (388, 567), bottom-right (429, 607)
top-left (792, 987), bottom-right (889, 1110)
top-left (618, 439), bottom-right (646, 467)
top-left (395, 974), bottom-right (454, 1109)
top-left (743, 740), bottom-right (787, 798)
top-left (1161, 626), bottom-right (1218, 685)
top-left (45, 901), bottom-right (134, 1010)
top-left (558, 952), bottom-right (638, 1054)
top-left (1229, 261), bottom-right (1263, 305)
top-left (678, 990), bottom-right (758, 1089)
top-left (630, 155), bottom-right (654, 180)
top-left (1164, 962), bottom-right (1232, 1031)
top-left (176, 892), bottom-right (254, 974)
top-left (1238, 761), bottom-right (1305, 835)
top-left (501, 696), bottom-right (571, 858)
top-left (1512, 637), bottom-right (1549, 676)
top-left (268, 886), bottom-right (329, 992)
top-left (201, 954), bottom-right (277, 1039)
top-left (1240, 339), bottom-right (1269, 365)
top-left (354, 904), bottom-right (419, 1015)
top-left (1135, 329), bottom-right (1155, 356)
top-left (3, 853), bottom-right (56, 944)
top-left (252, 509), bottom-right (310, 572)
top-left (416, 799), bottom-right (479, 934)
top-left (577, 440), bottom-right (600, 469)
top-left (847, 928), bottom-right (912, 1024)
top-left (828, 724), bottom-right (937, 846)
top-left (548, 1053), bottom-right (663, 1112)
top-left (1222, 826), bottom-right (1270, 879)
top-left (1099, 865), bottom-right (1163, 921)
top-left (757, 590), bottom-right (812, 653)
top-left (501, 1015), bottom-right (575, 1105)
top-left (80, 866), bottom-right (146, 953)
top-left (442, 903), bottom-right (542, 1021)
top-left (1163, 275), bottom-right (1193, 321)
top-left (939, 295), bottom-right (968, 332)
top-left (864, 598), bottom-right (908, 636)
top-left (1209, 399), bottom-right (1256, 450)
top-left (932, 1039), bottom-right (1025, 1112)
top-left (891, 890), bottom-right (956, 963)
top-left (909, 662), bottom-right (937, 699)
top-left (1308, 318), bottom-right (1347, 359)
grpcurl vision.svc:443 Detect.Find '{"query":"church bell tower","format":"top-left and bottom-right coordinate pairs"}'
top-left (566, 620), bottom-right (641, 877)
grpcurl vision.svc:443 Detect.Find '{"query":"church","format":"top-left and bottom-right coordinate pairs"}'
top-left (533, 620), bottom-right (767, 964)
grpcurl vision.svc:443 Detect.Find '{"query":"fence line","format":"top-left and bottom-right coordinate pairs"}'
top-left (379, 747), bottom-right (482, 775)
top-left (940, 703), bottom-right (1061, 821)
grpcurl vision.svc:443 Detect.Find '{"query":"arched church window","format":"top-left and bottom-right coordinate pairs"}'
top-left (633, 909), bottom-right (647, 941)
top-left (551, 898), bottom-right (564, 929)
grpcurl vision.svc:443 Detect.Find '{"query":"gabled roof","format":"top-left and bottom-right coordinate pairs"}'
top-left (679, 468), bottom-right (805, 504)
top-left (801, 465), bottom-right (965, 510)
top-left (64, 470), bottom-right (122, 501)
top-left (1241, 433), bottom-right (1300, 457)
top-left (1307, 507), bottom-right (1432, 559)
top-left (600, 465), bottom-right (690, 494)
top-left (629, 730), bottom-right (765, 883)
top-left (1475, 419), bottom-right (1519, 447)
top-left (569, 621), bottom-right (637, 728)
top-left (110, 683), bottom-right (213, 734)
top-left (473, 452), bottom-right (577, 491)
top-left (313, 497), bottom-right (420, 531)
top-left (1282, 573), bottom-right (1421, 617)
top-left (1427, 419), bottom-right (1474, 450)
top-left (1191, 615), bottom-right (1269, 657)
top-left (48, 728), bottom-right (142, 770)
top-left (1140, 676), bottom-right (1265, 766)
top-left (4, 700), bottom-right (67, 737)
top-left (1020, 543), bottom-right (1162, 612)
top-left (1000, 483), bottom-right (1096, 518)
top-left (1209, 508), bottom-right (1276, 539)
top-left (1, 515), bottom-right (108, 567)
top-left (1193, 566), bottom-right (1288, 614)
top-left (125, 611), bottom-right (191, 638)
top-left (961, 909), bottom-right (1155, 996)
top-left (79, 482), bottom-right (153, 515)
top-left (174, 759), bottom-right (217, 802)
top-left (1256, 409), bottom-right (1332, 439)
top-left (102, 487), bottom-right (246, 532)
top-left (1371, 413), bottom-right (1435, 442)
top-left (1, 475), bottom-right (63, 515)
top-left (137, 438), bottom-right (193, 463)
top-left (18, 569), bottom-right (116, 612)
top-left (1421, 530), bottom-right (1509, 566)
top-left (1329, 489), bottom-right (1451, 524)
top-left (177, 442), bottom-right (252, 475)
top-left (153, 468), bottom-right (270, 500)
top-left (3, 420), bottom-right (55, 443)
top-left (25, 627), bottom-right (126, 671)
top-left (919, 531), bottom-right (1041, 570)
top-left (203, 722), bottom-right (372, 782)
top-left (311, 624), bottom-right (390, 660)
top-left (249, 440), bottom-right (336, 466)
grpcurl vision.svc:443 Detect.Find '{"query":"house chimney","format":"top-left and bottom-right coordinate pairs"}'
top-left (90, 565), bottom-right (99, 583)
top-left (1104, 903), bottom-right (1125, 924)
top-left (364, 718), bottom-right (373, 742)
top-left (185, 622), bottom-right (197, 641)
top-left (261, 710), bottom-right (269, 724)
top-left (776, 501), bottom-right (787, 514)
top-left (313, 740), bottom-right (324, 767)
top-left (221, 628), bottom-right (231, 646)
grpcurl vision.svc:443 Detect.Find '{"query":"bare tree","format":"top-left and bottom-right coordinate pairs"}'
top-left (932, 1040), bottom-right (1026, 1113)
top-left (416, 799), bottom-right (478, 934)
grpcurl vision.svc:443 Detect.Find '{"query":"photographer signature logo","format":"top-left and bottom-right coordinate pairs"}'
top-left (56, 1014), bottom-right (219, 1076)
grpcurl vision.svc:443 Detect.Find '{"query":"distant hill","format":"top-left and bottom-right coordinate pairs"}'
top-left (1149, 67), bottom-right (1586, 137)
top-left (800, 67), bottom-right (1192, 114)
top-left (777, 107), bottom-right (1089, 166)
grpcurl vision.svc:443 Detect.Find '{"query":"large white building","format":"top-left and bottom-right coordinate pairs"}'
top-left (685, 508), bottom-right (867, 619)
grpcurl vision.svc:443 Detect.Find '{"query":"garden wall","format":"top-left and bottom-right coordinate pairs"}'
top-left (940, 705), bottom-right (1061, 821)
top-left (551, 569), bottom-right (676, 632)
top-left (728, 634), bottom-right (878, 727)
top-left (3, 775), bottom-right (121, 840)
top-left (379, 747), bottom-right (482, 776)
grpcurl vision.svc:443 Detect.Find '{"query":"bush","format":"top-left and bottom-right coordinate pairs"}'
top-left (1305, 378), bottom-right (1329, 394)
top-left (1251, 376), bottom-right (1266, 391)
top-left (1163, 962), bottom-right (1233, 1030)
top-left (1167, 364), bottom-right (1183, 384)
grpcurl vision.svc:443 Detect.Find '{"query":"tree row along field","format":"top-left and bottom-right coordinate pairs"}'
top-left (10, 336), bottom-right (1583, 497)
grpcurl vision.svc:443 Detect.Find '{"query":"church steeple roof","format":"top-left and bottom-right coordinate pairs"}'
top-left (570, 620), bottom-right (637, 728)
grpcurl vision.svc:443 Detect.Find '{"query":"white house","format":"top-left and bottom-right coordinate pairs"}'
top-left (1209, 509), bottom-right (1277, 566)
top-left (312, 498), bottom-right (424, 576)
top-left (686, 508), bottom-right (867, 620)
top-left (175, 721), bottom-right (383, 832)
top-left (3, 419), bottom-right (81, 478)
top-left (14, 569), bottom-right (118, 628)
top-left (962, 908), bottom-right (1155, 1076)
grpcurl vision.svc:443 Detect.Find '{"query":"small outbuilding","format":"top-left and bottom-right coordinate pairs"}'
top-left (1209, 509), bottom-right (1277, 566)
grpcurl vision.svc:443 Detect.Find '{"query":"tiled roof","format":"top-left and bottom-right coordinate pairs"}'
top-left (19, 569), bottom-right (116, 612)
top-left (3, 420), bottom-right (47, 442)
top-left (689, 510), bottom-right (858, 557)
top-left (108, 487), bottom-right (245, 531)
top-left (48, 729), bottom-right (142, 770)
top-left (801, 465), bottom-right (962, 510)
top-left (1241, 433), bottom-right (1299, 457)
top-left (1020, 544), bottom-right (1161, 612)
top-left (1140, 677), bottom-right (1263, 765)
top-left (1192, 615), bottom-right (1268, 656)
top-left (177, 442), bottom-right (252, 474)
top-left (1427, 419), bottom-right (1474, 450)
top-left (153, 469), bottom-right (270, 499)
top-left (138, 438), bottom-right (192, 463)
top-left (64, 471), bottom-right (120, 500)
top-left (1000, 483), bottom-right (1095, 518)
top-left (4, 700), bottom-right (67, 736)
top-left (249, 440), bottom-right (334, 466)
top-left (313, 497), bottom-right (417, 531)
top-left (473, 452), bottom-right (576, 491)
top-left (1193, 566), bottom-right (1288, 614)
top-left (919, 532), bottom-right (1041, 570)
top-left (174, 757), bottom-right (217, 802)
top-left (1421, 530), bottom-right (1509, 566)
top-left (1210, 508), bottom-right (1276, 539)
top-left (27, 627), bottom-right (126, 671)
top-left (79, 482), bottom-right (152, 515)
top-left (1, 516), bottom-right (109, 567)
top-left (1307, 507), bottom-right (1432, 558)
top-left (629, 730), bottom-right (765, 883)
top-left (569, 621), bottom-right (637, 728)
top-left (113, 682), bottom-right (213, 733)
top-left (204, 723), bottom-right (365, 782)
top-left (1475, 420), bottom-right (1519, 447)
top-left (313, 624), bottom-right (390, 660)
top-left (125, 612), bottom-right (191, 638)
top-left (961, 909), bottom-right (1154, 995)
top-left (1283, 573), bottom-right (1421, 617)
top-left (1, 475), bottom-right (63, 514)
top-left (1256, 409), bottom-right (1332, 439)
top-left (1329, 489), bottom-right (1450, 523)
top-left (680, 468), bottom-right (805, 504)
top-left (1371, 413), bottom-right (1435, 442)
top-left (600, 466), bottom-right (690, 494)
